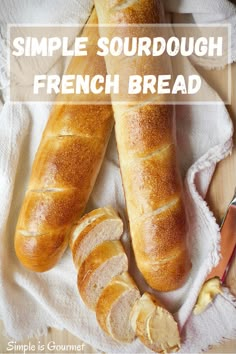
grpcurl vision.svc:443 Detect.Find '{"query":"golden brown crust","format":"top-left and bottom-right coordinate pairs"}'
top-left (131, 198), bottom-right (191, 291)
top-left (139, 247), bottom-right (190, 292)
top-left (96, 0), bottom-right (163, 25)
top-left (29, 136), bottom-right (105, 191)
top-left (14, 11), bottom-right (114, 272)
top-left (94, 0), bottom-right (191, 291)
top-left (120, 145), bottom-right (182, 217)
top-left (132, 198), bottom-right (187, 259)
top-left (116, 105), bottom-right (174, 157)
top-left (15, 230), bottom-right (68, 272)
top-left (17, 190), bottom-right (84, 234)
top-left (46, 105), bottom-right (112, 140)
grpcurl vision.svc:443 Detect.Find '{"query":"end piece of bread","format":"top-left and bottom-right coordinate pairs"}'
top-left (78, 240), bottom-right (128, 310)
top-left (70, 206), bottom-right (123, 269)
top-left (131, 293), bottom-right (180, 353)
top-left (96, 272), bottom-right (140, 343)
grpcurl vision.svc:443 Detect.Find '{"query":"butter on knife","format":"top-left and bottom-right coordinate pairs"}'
top-left (194, 190), bottom-right (236, 315)
top-left (193, 277), bottom-right (222, 315)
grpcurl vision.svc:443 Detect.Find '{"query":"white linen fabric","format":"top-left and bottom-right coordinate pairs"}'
top-left (0, 1), bottom-right (236, 353)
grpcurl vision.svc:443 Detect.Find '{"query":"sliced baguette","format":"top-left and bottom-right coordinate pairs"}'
top-left (78, 240), bottom-right (128, 310)
top-left (70, 206), bottom-right (123, 269)
top-left (70, 207), bottom-right (181, 350)
top-left (131, 293), bottom-right (180, 353)
top-left (96, 272), bottom-right (140, 343)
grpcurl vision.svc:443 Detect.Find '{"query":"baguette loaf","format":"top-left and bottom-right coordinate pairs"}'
top-left (94, 0), bottom-right (191, 291)
top-left (14, 11), bottom-right (114, 272)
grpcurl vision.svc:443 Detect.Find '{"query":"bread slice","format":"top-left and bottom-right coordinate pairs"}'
top-left (131, 293), bottom-right (180, 353)
top-left (70, 207), bottom-right (123, 269)
top-left (78, 240), bottom-right (128, 310)
top-left (96, 272), bottom-right (140, 343)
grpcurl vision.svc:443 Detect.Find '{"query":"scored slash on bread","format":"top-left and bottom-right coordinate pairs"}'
top-left (94, 0), bottom-right (191, 291)
top-left (131, 198), bottom-right (190, 291)
top-left (14, 10), bottom-right (114, 272)
top-left (70, 207), bottom-right (123, 270)
top-left (96, 272), bottom-right (140, 343)
top-left (131, 293), bottom-right (180, 353)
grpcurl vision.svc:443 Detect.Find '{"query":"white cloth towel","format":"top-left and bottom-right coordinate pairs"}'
top-left (0, 1), bottom-right (236, 353)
